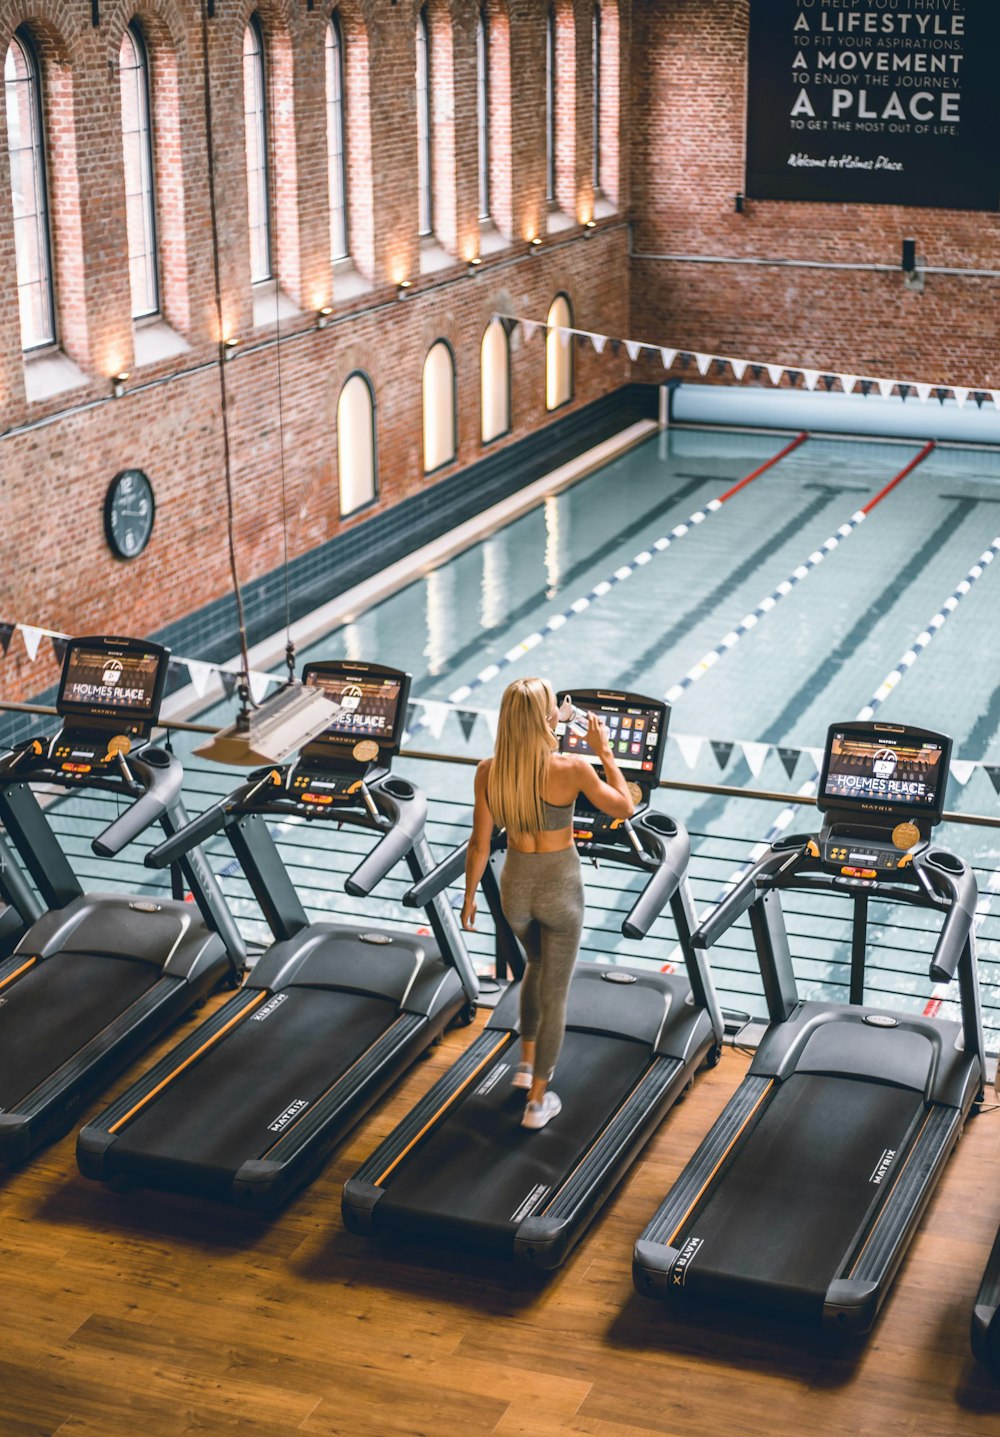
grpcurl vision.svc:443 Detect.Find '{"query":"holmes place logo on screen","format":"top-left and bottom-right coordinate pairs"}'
top-left (671, 1235), bottom-right (704, 1287)
top-left (252, 993), bottom-right (289, 1022)
top-left (267, 1098), bottom-right (309, 1134)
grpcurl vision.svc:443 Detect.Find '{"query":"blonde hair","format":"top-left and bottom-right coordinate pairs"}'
top-left (487, 677), bottom-right (556, 840)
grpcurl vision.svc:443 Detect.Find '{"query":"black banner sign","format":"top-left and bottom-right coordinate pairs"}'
top-left (745, 0), bottom-right (1000, 209)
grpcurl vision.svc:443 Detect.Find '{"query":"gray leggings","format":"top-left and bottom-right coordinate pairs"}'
top-left (499, 846), bottom-right (585, 1081)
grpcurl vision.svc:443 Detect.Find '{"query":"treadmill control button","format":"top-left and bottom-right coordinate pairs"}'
top-left (129, 901), bottom-right (162, 913)
top-left (864, 1014), bottom-right (898, 1027)
top-left (602, 970), bottom-right (637, 984)
top-left (360, 932), bottom-right (392, 945)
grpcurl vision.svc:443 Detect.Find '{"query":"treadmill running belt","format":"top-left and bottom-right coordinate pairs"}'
top-left (379, 1030), bottom-right (650, 1244)
top-left (111, 987), bottom-right (396, 1183)
top-left (674, 1074), bottom-right (924, 1313)
top-left (0, 953), bottom-right (164, 1108)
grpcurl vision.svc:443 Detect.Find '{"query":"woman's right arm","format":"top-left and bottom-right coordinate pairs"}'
top-left (576, 714), bottom-right (635, 819)
top-left (462, 760), bottom-right (496, 930)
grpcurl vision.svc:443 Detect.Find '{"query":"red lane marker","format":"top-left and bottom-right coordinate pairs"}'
top-left (716, 431), bottom-right (809, 504)
top-left (924, 998), bottom-right (943, 1018)
top-left (862, 440), bottom-right (935, 515)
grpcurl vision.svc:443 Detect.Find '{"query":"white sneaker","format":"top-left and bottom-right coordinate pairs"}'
top-left (522, 1091), bottom-right (562, 1130)
top-left (511, 1062), bottom-right (533, 1090)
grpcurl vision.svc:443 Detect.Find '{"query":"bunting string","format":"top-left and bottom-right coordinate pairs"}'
top-left (495, 314), bottom-right (1000, 413)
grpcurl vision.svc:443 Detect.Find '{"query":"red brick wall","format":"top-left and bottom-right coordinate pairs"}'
top-left (630, 0), bottom-right (1000, 387)
top-left (0, 0), bottom-right (629, 703)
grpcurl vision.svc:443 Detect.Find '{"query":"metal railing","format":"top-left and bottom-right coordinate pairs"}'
top-left (5, 702), bottom-right (996, 1058)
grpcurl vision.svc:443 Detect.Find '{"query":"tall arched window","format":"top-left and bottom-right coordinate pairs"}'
top-left (119, 22), bottom-right (159, 318)
top-left (337, 372), bottom-right (377, 516)
top-left (476, 9), bottom-right (489, 221)
top-left (545, 9), bottom-right (555, 205)
top-left (480, 319), bottom-right (509, 443)
top-left (416, 9), bottom-right (432, 237)
top-left (243, 16), bottom-right (271, 283)
top-left (326, 14), bottom-right (348, 262)
top-left (546, 294), bottom-right (573, 411)
top-left (423, 340), bottom-right (456, 473)
top-left (5, 31), bottom-right (55, 349)
top-left (592, 4), bottom-right (601, 193)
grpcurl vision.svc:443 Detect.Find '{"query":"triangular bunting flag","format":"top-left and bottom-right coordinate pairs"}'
top-left (802, 370), bottom-right (820, 391)
top-left (765, 364), bottom-right (784, 387)
top-left (777, 747), bottom-right (800, 779)
top-left (952, 387), bottom-right (969, 408)
top-left (877, 378), bottom-right (895, 400)
top-left (19, 625), bottom-right (43, 661)
top-left (991, 392), bottom-right (1000, 410)
top-left (421, 701), bottom-right (449, 740)
top-left (521, 320), bottom-right (538, 343)
top-left (742, 741), bottom-right (770, 778)
top-left (984, 765), bottom-right (1000, 795)
top-left (950, 759), bottom-right (975, 786)
top-left (625, 340), bottom-right (642, 363)
top-left (482, 708), bottom-right (498, 741)
top-left (916, 383), bottom-right (932, 403)
top-left (838, 374), bottom-right (857, 394)
top-left (186, 659), bottom-right (213, 697)
top-left (457, 710), bottom-right (478, 742)
top-left (590, 333), bottom-right (607, 355)
top-left (806, 747), bottom-right (824, 773)
top-left (710, 740), bottom-right (734, 770)
top-left (675, 734), bottom-right (704, 770)
top-left (750, 365), bottom-right (763, 381)
top-left (557, 327), bottom-right (571, 349)
top-left (695, 353), bottom-right (712, 377)
top-left (404, 703), bottom-right (418, 734)
top-left (51, 637), bottom-right (68, 664)
top-left (0, 622), bottom-right (14, 655)
top-left (219, 671), bottom-right (239, 700)
top-left (898, 384), bottom-right (911, 402)
top-left (730, 359), bottom-right (747, 381)
top-left (248, 671), bottom-right (272, 704)
top-left (660, 348), bottom-right (677, 370)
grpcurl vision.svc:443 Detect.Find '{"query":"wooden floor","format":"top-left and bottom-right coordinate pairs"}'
top-left (3, 1001), bottom-right (1000, 1437)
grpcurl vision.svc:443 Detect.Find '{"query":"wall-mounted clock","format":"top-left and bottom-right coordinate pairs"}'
top-left (104, 469), bottom-right (155, 560)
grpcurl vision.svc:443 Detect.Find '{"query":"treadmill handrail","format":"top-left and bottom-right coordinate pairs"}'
top-left (913, 848), bottom-right (979, 984)
top-left (692, 843), bottom-right (806, 949)
top-left (402, 837), bottom-right (471, 909)
top-left (621, 813), bottom-right (691, 940)
top-left (91, 751), bottom-right (184, 858)
top-left (145, 779), bottom-right (261, 868)
top-left (344, 779), bottom-right (428, 898)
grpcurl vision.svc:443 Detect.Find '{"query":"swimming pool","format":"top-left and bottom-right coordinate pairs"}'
top-left (45, 424), bottom-right (1000, 1046)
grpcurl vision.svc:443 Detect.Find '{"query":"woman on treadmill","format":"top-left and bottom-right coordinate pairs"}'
top-left (461, 678), bottom-right (634, 1129)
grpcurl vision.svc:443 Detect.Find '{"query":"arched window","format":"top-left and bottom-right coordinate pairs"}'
top-left (337, 372), bottom-right (377, 516)
top-left (545, 294), bottom-right (573, 411)
top-left (243, 16), bottom-right (271, 283)
top-left (592, 4), bottom-right (601, 193)
top-left (326, 14), bottom-right (348, 262)
top-left (5, 31), bottom-right (55, 349)
top-left (545, 9), bottom-right (555, 205)
top-left (119, 22), bottom-right (159, 318)
top-left (423, 340), bottom-right (456, 473)
top-left (476, 9), bottom-right (489, 221)
top-left (480, 319), bottom-right (509, 443)
top-left (416, 9), bottom-right (432, 237)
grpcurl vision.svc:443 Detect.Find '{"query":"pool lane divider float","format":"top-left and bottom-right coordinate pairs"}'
top-left (663, 440), bottom-right (936, 706)
top-left (403, 432), bottom-right (810, 741)
top-left (689, 533), bottom-right (1000, 992)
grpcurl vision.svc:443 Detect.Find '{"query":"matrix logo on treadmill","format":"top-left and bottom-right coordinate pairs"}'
top-left (252, 993), bottom-right (289, 1022)
top-left (671, 1235), bottom-right (703, 1286)
top-left (869, 1148), bottom-right (897, 1186)
top-left (267, 1098), bottom-right (309, 1133)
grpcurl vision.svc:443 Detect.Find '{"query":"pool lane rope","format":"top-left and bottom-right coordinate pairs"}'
top-left (682, 535), bottom-right (1000, 981)
top-left (663, 441), bottom-right (935, 706)
top-left (402, 433), bottom-right (808, 740)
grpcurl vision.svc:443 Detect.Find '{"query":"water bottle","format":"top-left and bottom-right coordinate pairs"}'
top-left (557, 696), bottom-right (590, 736)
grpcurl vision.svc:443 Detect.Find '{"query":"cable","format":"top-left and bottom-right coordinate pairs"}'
top-left (199, 0), bottom-right (253, 708)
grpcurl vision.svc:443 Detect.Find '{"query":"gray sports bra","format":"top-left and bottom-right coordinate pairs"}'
top-left (540, 797), bottom-right (576, 830)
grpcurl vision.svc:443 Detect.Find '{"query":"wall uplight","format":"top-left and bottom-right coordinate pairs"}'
top-left (317, 305), bottom-right (334, 330)
top-left (111, 371), bottom-right (130, 399)
top-left (397, 279), bottom-right (413, 298)
top-left (223, 337), bottom-right (239, 360)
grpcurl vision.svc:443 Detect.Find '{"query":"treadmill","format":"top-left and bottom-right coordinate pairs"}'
top-left (0, 825), bottom-right (40, 957)
top-left (77, 660), bottom-right (480, 1210)
top-left (342, 688), bottom-right (724, 1270)
top-left (633, 720), bottom-right (985, 1333)
top-left (0, 636), bottom-right (244, 1163)
top-left (971, 1099), bottom-right (1000, 1374)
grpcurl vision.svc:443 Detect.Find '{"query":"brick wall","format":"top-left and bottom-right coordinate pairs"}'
top-left (0, 0), bottom-right (628, 704)
top-left (630, 0), bottom-right (1000, 386)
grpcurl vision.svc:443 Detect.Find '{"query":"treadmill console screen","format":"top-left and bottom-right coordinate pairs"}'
top-left (556, 691), bottom-right (668, 784)
top-left (820, 724), bottom-right (950, 822)
top-left (57, 638), bottom-right (168, 725)
top-left (303, 662), bottom-right (409, 754)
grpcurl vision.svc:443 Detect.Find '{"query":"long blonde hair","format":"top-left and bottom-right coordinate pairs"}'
top-left (487, 677), bottom-right (556, 840)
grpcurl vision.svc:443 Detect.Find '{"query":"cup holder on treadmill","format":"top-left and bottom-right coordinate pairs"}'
top-left (382, 777), bottom-right (415, 800)
top-left (926, 849), bottom-right (963, 874)
top-left (642, 813), bottom-right (678, 837)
